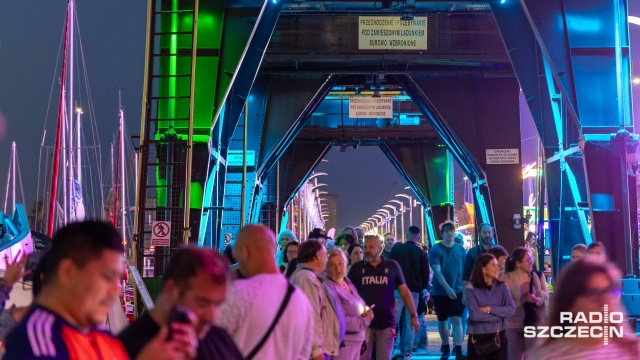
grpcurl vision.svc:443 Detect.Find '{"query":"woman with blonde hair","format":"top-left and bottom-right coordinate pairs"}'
top-left (324, 248), bottom-right (373, 360)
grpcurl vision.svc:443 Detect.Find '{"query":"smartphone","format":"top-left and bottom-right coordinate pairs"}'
top-left (167, 305), bottom-right (195, 340)
top-left (26, 252), bottom-right (42, 272)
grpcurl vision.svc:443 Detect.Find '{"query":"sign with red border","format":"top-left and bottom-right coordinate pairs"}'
top-left (151, 221), bottom-right (170, 247)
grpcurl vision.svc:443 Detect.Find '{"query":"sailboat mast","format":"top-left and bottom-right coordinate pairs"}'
top-left (114, 130), bottom-right (120, 227)
top-left (111, 143), bottom-right (115, 189)
top-left (62, 102), bottom-right (68, 224)
top-left (67, 0), bottom-right (75, 222)
top-left (119, 106), bottom-right (127, 243)
top-left (77, 108), bottom-right (82, 185)
top-left (11, 142), bottom-right (16, 211)
top-left (3, 146), bottom-right (10, 214)
top-left (47, 7), bottom-right (71, 237)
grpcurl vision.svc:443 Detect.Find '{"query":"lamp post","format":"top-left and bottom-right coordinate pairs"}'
top-left (364, 221), bottom-right (374, 234)
top-left (396, 194), bottom-right (413, 230)
top-left (383, 204), bottom-right (397, 237)
top-left (377, 209), bottom-right (391, 234)
top-left (368, 218), bottom-right (379, 235)
top-left (311, 180), bottom-right (328, 226)
top-left (308, 172), bottom-right (328, 181)
top-left (311, 183), bottom-right (328, 192)
top-left (414, 199), bottom-right (426, 244)
top-left (389, 199), bottom-right (405, 241)
top-left (372, 214), bottom-right (385, 235)
top-left (376, 213), bottom-right (388, 233)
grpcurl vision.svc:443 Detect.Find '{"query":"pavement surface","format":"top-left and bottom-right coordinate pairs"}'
top-left (391, 313), bottom-right (469, 360)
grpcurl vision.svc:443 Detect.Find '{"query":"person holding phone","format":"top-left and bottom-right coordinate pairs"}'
top-left (324, 249), bottom-right (373, 360)
top-left (348, 235), bottom-right (418, 360)
top-left (0, 249), bottom-right (29, 339)
top-left (3, 221), bottom-right (196, 360)
top-left (119, 246), bottom-right (241, 360)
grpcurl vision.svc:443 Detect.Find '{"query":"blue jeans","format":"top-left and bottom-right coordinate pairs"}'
top-left (393, 290), bottom-right (419, 354)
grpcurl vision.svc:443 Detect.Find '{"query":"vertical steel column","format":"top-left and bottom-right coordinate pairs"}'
top-left (240, 102), bottom-right (248, 226)
top-left (275, 161), bottom-right (280, 232)
top-left (183, 0), bottom-right (199, 245)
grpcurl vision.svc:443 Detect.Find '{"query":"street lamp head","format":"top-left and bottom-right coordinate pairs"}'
top-left (377, 209), bottom-right (390, 216)
top-left (396, 194), bottom-right (411, 201)
top-left (308, 172), bottom-right (328, 180)
top-left (389, 199), bottom-right (404, 210)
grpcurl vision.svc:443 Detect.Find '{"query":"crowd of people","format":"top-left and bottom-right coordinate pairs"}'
top-left (0, 219), bottom-right (636, 360)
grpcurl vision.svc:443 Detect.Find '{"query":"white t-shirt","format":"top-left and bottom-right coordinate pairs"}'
top-left (215, 273), bottom-right (314, 360)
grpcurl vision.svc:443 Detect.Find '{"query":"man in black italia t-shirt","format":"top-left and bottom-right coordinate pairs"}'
top-left (118, 247), bottom-right (242, 360)
top-left (348, 236), bottom-right (419, 360)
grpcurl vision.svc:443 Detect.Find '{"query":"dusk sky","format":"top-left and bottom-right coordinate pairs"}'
top-left (0, 1), bottom-right (146, 215)
top-left (1, 2), bottom-right (639, 229)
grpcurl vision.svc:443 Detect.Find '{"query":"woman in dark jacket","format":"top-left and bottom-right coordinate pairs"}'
top-left (464, 254), bottom-right (515, 360)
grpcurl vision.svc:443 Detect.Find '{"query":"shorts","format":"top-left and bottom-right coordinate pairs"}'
top-left (432, 293), bottom-right (465, 321)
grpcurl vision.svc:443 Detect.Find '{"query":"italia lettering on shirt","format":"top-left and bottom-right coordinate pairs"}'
top-left (362, 276), bottom-right (388, 285)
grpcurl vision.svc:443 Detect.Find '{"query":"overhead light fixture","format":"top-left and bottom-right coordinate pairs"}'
top-left (308, 172), bottom-right (328, 180)
top-left (633, 60), bottom-right (640, 85)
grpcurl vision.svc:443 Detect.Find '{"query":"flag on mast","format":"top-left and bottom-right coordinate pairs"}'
top-left (70, 178), bottom-right (85, 221)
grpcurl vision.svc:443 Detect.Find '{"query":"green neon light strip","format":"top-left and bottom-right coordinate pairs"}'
top-left (169, 0), bottom-right (178, 125)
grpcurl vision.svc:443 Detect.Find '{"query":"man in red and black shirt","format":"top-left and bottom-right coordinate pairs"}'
top-left (3, 220), bottom-right (194, 360)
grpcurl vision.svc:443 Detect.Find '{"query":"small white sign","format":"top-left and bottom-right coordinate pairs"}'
top-left (227, 150), bottom-right (255, 167)
top-left (349, 97), bottom-right (393, 118)
top-left (486, 149), bottom-right (520, 165)
top-left (358, 16), bottom-right (428, 50)
top-left (151, 221), bottom-right (170, 247)
top-left (128, 265), bottom-right (154, 310)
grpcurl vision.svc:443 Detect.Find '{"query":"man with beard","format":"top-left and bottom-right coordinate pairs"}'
top-left (348, 236), bottom-right (418, 360)
top-left (462, 223), bottom-right (494, 287)
top-left (4, 221), bottom-right (195, 360)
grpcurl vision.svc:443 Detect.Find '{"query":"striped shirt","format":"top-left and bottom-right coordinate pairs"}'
top-left (2, 304), bottom-right (129, 360)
